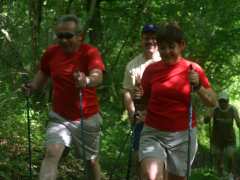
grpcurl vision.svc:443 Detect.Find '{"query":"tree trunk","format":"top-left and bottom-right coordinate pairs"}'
top-left (0, 0), bottom-right (3, 13)
top-left (65, 0), bottom-right (74, 14)
top-left (29, 0), bottom-right (43, 66)
top-left (85, 0), bottom-right (102, 46)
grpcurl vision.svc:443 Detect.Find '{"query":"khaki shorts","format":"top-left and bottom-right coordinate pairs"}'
top-left (45, 111), bottom-right (102, 160)
top-left (139, 125), bottom-right (198, 176)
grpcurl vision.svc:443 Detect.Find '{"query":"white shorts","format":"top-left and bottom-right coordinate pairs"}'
top-left (45, 111), bottom-right (102, 160)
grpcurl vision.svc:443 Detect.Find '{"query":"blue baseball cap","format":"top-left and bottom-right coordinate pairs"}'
top-left (142, 24), bottom-right (158, 33)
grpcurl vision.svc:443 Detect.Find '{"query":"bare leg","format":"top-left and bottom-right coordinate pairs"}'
top-left (86, 158), bottom-right (101, 180)
top-left (228, 154), bottom-right (235, 174)
top-left (39, 144), bottom-right (65, 180)
top-left (133, 150), bottom-right (141, 179)
top-left (140, 158), bottom-right (164, 180)
top-left (226, 147), bottom-right (236, 176)
top-left (164, 168), bottom-right (168, 180)
top-left (214, 150), bottom-right (224, 175)
top-left (168, 172), bottom-right (186, 180)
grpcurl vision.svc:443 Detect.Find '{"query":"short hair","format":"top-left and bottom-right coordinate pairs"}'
top-left (56, 14), bottom-right (83, 33)
top-left (156, 22), bottom-right (184, 44)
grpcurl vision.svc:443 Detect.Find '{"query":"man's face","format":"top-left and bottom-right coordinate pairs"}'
top-left (55, 21), bottom-right (82, 53)
top-left (219, 99), bottom-right (229, 110)
top-left (158, 41), bottom-right (185, 62)
top-left (141, 32), bottom-right (158, 55)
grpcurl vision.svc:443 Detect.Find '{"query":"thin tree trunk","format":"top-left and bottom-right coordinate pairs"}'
top-left (107, 0), bottom-right (150, 100)
top-left (29, 0), bottom-right (43, 66)
top-left (85, 0), bottom-right (102, 46)
top-left (65, 0), bottom-right (74, 14)
top-left (0, 0), bottom-right (3, 13)
top-left (111, 0), bottom-right (150, 72)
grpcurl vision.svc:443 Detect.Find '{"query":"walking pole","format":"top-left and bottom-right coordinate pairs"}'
top-left (126, 79), bottom-right (143, 180)
top-left (109, 128), bottom-right (131, 180)
top-left (126, 122), bottom-right (135, 180)
top-left (187, 65), bottom-right (193, 180)
top-left (79, 89), bottom-right (87, 176)
top-left (22, 74), bottom-right (32, 180)
top-left (26, 94), bottom-right (32, 180)
top-left (26, 94), bottom-right (32, 179)
top-left (209, 118), bottom-right (213, 169)
top-left (2, 29), bottom-right (33, 178)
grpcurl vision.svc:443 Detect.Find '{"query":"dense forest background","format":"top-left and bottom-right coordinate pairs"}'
top-left (0, 0), bottom-right (240, 179)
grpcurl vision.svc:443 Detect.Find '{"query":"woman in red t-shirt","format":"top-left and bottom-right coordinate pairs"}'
top-left (139, 22), bottom-right (217, 180)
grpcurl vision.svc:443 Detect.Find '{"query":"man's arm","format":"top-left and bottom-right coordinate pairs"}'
top-left (31, 70), bottom-right (49, 90)
top-left (73, 68), bottom-right (103, 88)
top-left (87, 69), bottom-right (103, 87)
top-left (123, 89), bottom-right (135, 121)
top-left (233, 106), bottom-right (240, 128)
top-left (22, 70), bottom-right (49, 94)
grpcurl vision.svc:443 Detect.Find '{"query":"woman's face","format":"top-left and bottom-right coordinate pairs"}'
top-left (158, 41), bottom-right (185, 63)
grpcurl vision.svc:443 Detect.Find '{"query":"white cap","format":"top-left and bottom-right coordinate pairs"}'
top-left (218, 91), bottom-right (229, 100)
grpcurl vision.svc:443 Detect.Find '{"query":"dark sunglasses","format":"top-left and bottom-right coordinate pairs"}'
top-left (56, 32), bottom-right (75, 39)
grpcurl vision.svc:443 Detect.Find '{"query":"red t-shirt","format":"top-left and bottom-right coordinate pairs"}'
top-left (40, 44), bottom-right (105, 121)
top-left (142, 58), bottom-right (211, 131)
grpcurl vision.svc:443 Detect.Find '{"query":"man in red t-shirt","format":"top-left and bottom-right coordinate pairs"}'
top-left (23, 15), bottom-right (105, 180)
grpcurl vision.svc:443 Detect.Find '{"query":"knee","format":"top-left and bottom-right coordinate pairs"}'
top-left (140, 159), bottom-right (164, 180)
top-left (142, 173), bottom-right (163, 180)
top-left (142, 171), bottom-right (163, 180)
top-left (44, 150), bottom-right (58, 162)
top-left (44, 145), bottom-right (64, 162)
top-left (87, 159), bottom-right (99, 168)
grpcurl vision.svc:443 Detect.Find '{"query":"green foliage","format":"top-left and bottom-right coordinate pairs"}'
top-left (191, 168), bottom-right (218, 180)
top-left (0, 0), bottom-right (240, 179)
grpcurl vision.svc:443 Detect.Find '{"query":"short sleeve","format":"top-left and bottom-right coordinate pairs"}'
top-left (141, 66), bottom-right (151, 98)
top-left (123, 63), bottom-right (134, 90)
top-left (86, 47), bottom-right (105, 72)
top-left (40, 49), bottom-right (51, 76)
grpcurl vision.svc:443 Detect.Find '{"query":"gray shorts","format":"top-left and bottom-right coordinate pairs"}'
top-left (139, 125), bottom-right (198, 176)
top-left (45, 111), bottom-right (102, 160)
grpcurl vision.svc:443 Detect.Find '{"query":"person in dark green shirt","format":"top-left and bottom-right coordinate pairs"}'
top-left (205, 91), bottom-right (240, 179)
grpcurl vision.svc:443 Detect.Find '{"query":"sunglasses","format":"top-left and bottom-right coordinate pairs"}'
top-left (56, 32), bottom-right (75, 39)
